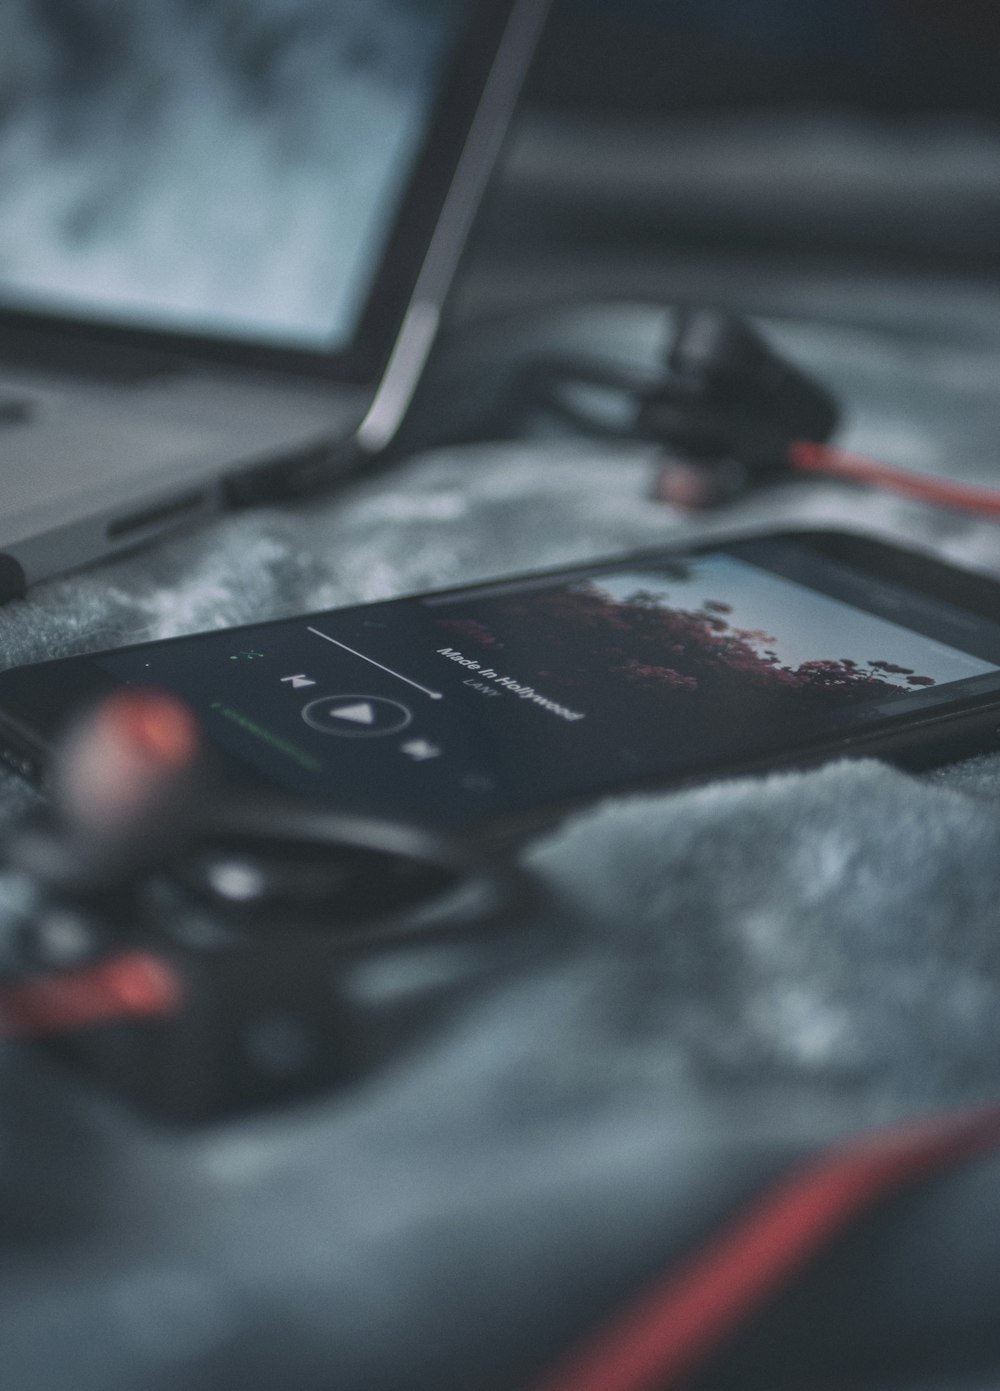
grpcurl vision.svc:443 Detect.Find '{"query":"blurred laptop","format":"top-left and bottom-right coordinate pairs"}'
top-left (0, 0), bottom-right (548, 599)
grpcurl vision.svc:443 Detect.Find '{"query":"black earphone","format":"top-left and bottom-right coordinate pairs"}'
top-left (426, 303), bottom-right (1000, 518)
top-left (0, 691), bottom-right (549, 1119)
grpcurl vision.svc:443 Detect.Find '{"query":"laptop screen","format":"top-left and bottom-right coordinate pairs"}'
top-left (0, 1), bottom-right (472, 361)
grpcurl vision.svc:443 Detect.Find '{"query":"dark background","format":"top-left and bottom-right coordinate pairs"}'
top-left (533, 0), bottom-right (1000, 117)
top-left (456, 0), bottom-right (1000, 332)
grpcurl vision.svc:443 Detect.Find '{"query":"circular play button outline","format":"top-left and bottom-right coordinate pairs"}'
top-left (301, 694), bottom-right (413, 737)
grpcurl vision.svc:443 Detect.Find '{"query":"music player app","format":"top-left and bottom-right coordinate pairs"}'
top-left (97, 538), bottom-right (1000, 830)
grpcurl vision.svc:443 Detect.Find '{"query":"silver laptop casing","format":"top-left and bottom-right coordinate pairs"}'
top-left (0, 0), bottom-right (549, 598)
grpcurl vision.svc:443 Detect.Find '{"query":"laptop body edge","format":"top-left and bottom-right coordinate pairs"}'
top-left (0, 0), bottom-right (550, 592)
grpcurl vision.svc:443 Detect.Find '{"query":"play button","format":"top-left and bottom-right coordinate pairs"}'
top-left (301, 694), bottom-right (412, 737)
top-left (331, 702), bottom-right (374, 725)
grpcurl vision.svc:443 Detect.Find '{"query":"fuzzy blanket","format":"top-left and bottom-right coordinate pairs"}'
top-left (4, 312), bottom-right (1000, 1389)
top-left (4, 413), bottom-right (1000, 1108)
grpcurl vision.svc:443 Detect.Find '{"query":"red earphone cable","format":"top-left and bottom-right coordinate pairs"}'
top-left (527, 1104), bottom-right (1000, 1391)
top-left (790, 440), bottom-right (1000, 518)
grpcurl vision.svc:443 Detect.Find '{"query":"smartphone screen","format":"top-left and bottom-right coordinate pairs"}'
top-left (31, 531), bottom-right (989, 834)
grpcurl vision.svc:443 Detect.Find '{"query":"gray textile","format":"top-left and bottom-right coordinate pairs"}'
top-left (4, 404), bottom-right (1000, 1389)
top-left (2, 423), bottom-right (1000, 1114)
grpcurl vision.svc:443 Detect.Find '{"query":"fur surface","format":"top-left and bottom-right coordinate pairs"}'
top-left (1, 438), bottom-right (999, 1110)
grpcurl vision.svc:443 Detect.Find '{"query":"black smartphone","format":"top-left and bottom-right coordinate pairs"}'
top-left (2, 529), bottom-right (1000, 841)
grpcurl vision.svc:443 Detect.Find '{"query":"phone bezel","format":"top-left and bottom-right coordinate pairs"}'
top-left (2, 528), bottom-right (1000, 841)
